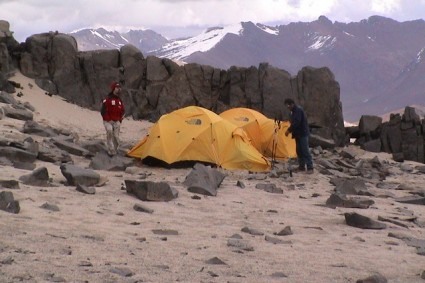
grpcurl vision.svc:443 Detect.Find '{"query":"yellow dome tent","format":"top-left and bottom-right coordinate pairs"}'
top-left (127, 106), bottom-right (270, 172)
top-left (219, 108), bottom-right (296, 160)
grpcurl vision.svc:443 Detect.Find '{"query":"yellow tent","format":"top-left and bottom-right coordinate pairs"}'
top-left (219, 108), bottom-right (296, 160)
top-left (127, 106), bottom-right (270, 172)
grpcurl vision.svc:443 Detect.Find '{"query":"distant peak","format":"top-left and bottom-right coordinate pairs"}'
top-left (318, 15), bottom-right (332, 25)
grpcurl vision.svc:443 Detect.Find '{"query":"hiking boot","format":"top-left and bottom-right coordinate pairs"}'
top-left (306, 168), bottom-right (314, 174)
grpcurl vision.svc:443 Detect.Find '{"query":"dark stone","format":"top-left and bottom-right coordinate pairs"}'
top-left (89, 151), bottom-right (135, 171)
top-left (361, 139), bottom-right (381, 152)
top-left (274, 226), bottom-right (293, 236)
top-left (133, 203), bottom-right (154, 214)
top-left (0, 191), bottom-right (20, 213)
top-left (326, 193), bottom-right (374, 209)
top-left (37, 140), bottom-right (73, 164)
top-left (395, 196), bottom-right (425, 205)
top-left (236, 180), bottom-right (245, 188)
top-left (60, 164), bottom-right (100, 186)
top-left (0, 146), bottom-right (37, 163)
top-left (334, 178), bottom-right (369, 195)
top-left (205, 257), bottom-right (227, 265)
top-left (76, 184), bottom-right (95, 195)
top-left (241, 226), bottom-right (264, 236)
top-left (227, 238), bottom-right (254, 251)
top-left (22, 121), bottom-right (58, 137)
top-left (359, 115), bottom-right (382, 135)
top-left (125, 180), bottom-right (178, 201)
top-left (0, 91), bottom-right (17, 104)
top-left (183, 163), bottom-right (226, 196)
top-left (19, 166), bottom-right (50, 186)
top-left (3, 106), bottom-right (33, 121)
top-left (152, 229), bottom-right (178, 235)
top-left (345, 212), bottom-right (387, 229)
top-left (0, 180), bottom-right (20, 189)
top-left (51, 137), bottom-right (92, 157)
top-left (265, 235), bottom-right (292, 245)
top-left (40, 202), bottom-right (60, 212)
top-left (392, 152), bottom-right (404, 162)
top-left (255, 183), bottom-right (283, 194)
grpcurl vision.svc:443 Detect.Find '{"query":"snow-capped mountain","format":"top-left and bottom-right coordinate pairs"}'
top-left (69, 16), bottom-right (425, 122)
top-left (70, 28), bottom-right (168, 54)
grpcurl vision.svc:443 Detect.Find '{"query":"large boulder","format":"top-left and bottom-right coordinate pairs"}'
top-left (297, 66), bottom-right (345, 147)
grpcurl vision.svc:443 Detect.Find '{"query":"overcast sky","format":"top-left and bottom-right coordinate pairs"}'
top-left (1, 0), bottom-right (424, 42)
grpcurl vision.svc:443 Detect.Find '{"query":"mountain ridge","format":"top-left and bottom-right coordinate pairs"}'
top-left (69, 16), bottom-right (425, 122)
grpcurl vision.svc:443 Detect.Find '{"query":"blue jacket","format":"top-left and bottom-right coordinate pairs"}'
top-left (288, 105), bottom-right (309, 138)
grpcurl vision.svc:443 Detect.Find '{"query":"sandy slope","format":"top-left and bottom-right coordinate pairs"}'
top-left (0, 72), bottom-right (424, 283)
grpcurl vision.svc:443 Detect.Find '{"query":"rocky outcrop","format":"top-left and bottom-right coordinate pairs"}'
top-left (0, 27), bottom-right (345, 147)
top-left (347, 106), bottom-right (425, 163)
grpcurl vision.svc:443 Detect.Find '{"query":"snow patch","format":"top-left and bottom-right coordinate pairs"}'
top-left (256, 24), bottom-right (279, 35)
top-left (157, 23), bottom-right (243, 60)
top-left (307, 35), bottom-right (336, 51)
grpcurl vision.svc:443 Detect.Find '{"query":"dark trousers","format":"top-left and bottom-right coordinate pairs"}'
top-left (295, 135), bottom-right (313, 170)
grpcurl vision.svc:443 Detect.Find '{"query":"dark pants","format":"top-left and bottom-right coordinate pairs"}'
top-left (295, 135), bottom-right (313, 170)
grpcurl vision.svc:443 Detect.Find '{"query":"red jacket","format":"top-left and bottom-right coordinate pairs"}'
top-left (101, 93), bottom-right (125, 122)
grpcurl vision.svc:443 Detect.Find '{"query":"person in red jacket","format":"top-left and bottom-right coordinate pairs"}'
top-left (101, 82), bottom-right (125, 156)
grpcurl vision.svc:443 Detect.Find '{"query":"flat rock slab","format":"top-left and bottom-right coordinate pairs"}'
top-left (326, 193), bottom-right (374, 209)
top-left (395, 196), bottom-right (425, 205)
top-left (255, 183), bottom-right (283, 194)
top-left (60, 164), bottom-right (100, 186)
top-left (345, 212), bottom-right (387, 229)
top-left (0, 180), bottom-right (20, 189)
top-left (125, 180), bottom-right (178, 201)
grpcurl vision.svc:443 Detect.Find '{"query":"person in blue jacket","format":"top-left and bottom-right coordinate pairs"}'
top-left (284, 98), bottom-right (314, 173)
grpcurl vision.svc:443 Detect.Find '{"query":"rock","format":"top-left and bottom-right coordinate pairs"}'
top-left (0, 146), bottom-right (37, 164)
top-left (109, 267), bottom-right (134, 277)
top-left (265, 235), bottom-right (292, 245)
top-left (183, 163), bottom-right (226, 196)
top-left (274, 226), bottom-right (293, 236)
top-left (205, 257), bottom-right (227, 265)
top-left (334, 178), bottom-right (370, 195)
top-left (344, 212), bottom-right (387, 229)
top-left (22, 120), bottom-right (58, 137)
top-left (76, 184), bottom-right (95, 194)
top-left (89, 151), bottom-right (135, 171)
top-left (60, 164), bottom-right (100, 186)
top-left (326, 193), bottom-right (374, 209)
top-left (255, 183), bottom-right (283, 194)
top-left (3, 106), bottom-right (33, 121)
top-left (40, 202), bottom-right (60, 212)
top-left (19, 166), bottom-right (50, 186)
top-left (0, 191), bottom-right (20, 213)
top-left (0, 91), bottom-right (17, 104)
top-left (125, 180), bottom-right (178, 201)
top-left (388, 232), bottom-right (425, 256)
top-left (37, 140), bottom-right (73, 164)
top-left (133, 203), bottom-right (154, 214)
top-left (395, 196), bottom-right (425, 205)
top-left (51, 137), bottom-right (92, 157)
top-left (152, 229), bottom-right (178, 235)
top-left (241, 226), bottom-right (264, 236)
top-left (227, 238), bottom-right (254, 252)
top-left (236, 180), bottom-right (245, 188)
top-left (0, 179), bottom-right (20, 189)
